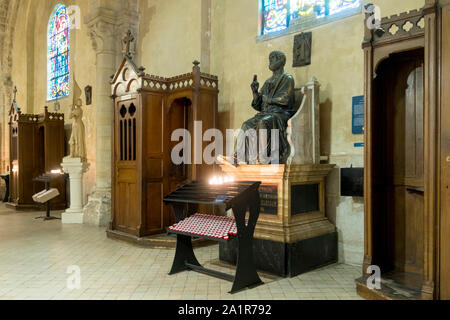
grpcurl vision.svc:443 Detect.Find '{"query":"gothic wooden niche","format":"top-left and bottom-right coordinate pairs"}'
top-left (8, 102), bottom-right (67, 211)
top-left (108, 57), bottom-right (219, 241)
top-left (357, 1), bottom-right (450, 300)
top-left (293, 32), bottom-right (312, 67)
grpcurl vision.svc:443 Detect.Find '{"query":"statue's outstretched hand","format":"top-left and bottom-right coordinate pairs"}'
top-left (251, 75), bottom-right (259, 94)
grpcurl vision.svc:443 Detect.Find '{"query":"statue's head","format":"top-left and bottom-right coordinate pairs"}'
top-left (269, 51), bottom-right (286, 71)
top-left (75, 98), bottom-right (82, 107)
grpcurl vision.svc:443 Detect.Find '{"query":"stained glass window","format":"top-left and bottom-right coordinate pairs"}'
top-left (290, 0), bottom-right (326, 21)
top-left (328, 0), bottom-right (361, 15)
top-left (47, 4), bottom-right (70, 101)
top-left (262, 0), bottom-right (361, 35)
top-left (263, 0), bottom-right (289, 35)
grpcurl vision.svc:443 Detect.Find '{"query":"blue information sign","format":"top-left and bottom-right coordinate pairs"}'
top-left (352, 95), bottom-right (365, 134)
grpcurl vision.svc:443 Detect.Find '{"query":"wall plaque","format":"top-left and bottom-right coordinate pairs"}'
top-left (352, 95), bottom-right (365, 134)
top-left (293, 32), bottom-right (312, 67)
top-left (260, 185), bottom-right (278, 215)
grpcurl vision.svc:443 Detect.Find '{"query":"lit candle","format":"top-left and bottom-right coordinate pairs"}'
top-left (209, 175), bottom-right (235, 185)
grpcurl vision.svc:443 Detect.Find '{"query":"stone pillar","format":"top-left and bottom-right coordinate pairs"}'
top-left (84, 8), bottom-right (116, 227)
top-left (0, 0), bottom-right (19, 173)
top-left (200, 0), bottom-right (211, 73)
top-left (61, 157), bottom-right (89, 224)
top-left (83, 3), bottom-right (139, 227)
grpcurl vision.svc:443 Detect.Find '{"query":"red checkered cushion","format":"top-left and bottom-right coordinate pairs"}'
top-left (169, 213), bottom-right (237, 240)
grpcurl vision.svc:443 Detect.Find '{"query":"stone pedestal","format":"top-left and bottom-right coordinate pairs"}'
top-left (220, 164), bottom-right (336, 277)
top-left (61, 157), bottom-right (89, 224)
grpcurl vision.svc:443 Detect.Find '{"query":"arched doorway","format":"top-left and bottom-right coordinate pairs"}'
top-left (370, 48), bottom-right (425, 295)
top-left (167, 97), bottom-right (193, 194)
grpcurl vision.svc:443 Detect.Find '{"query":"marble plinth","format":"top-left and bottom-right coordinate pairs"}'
top-left (219, 163), bottom-right (337, 277)
top-left (61, 157), bottom-right (89, 224)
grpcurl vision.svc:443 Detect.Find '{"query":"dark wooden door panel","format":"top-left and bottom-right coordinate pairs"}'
top-left (115, 181), bottom-right (139, 235)
top-left (113, 98), bottom-right (140, 235)
top-left (442, 164), bottom-right (450, 299)
top-left (388, 57), bottom-right (424, 276)
top-left (372, 50), bottom-right (425, 283)
top-left (168, 98), bottom-right (191, 193)
top-left (440, 5), bottom-right (450, 300)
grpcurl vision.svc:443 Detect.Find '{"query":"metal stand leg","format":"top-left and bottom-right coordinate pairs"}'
top-left (230, 189), bottom-right (263, 294)
top-left (169, 235), bottom-right (202, 275)
top-left (169, 205), bottom-right (202, 275)
top-left (167, 189), bottom-right (263, 294)
top-left (35, 181), bottom-right (60, 221)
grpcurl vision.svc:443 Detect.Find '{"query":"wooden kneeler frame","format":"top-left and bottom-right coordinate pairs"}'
top-left (164, 181), bottom-right (263, 294)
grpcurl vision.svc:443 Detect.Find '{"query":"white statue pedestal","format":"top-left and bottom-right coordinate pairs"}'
top-left (61, 157), bottom-right (89, 224)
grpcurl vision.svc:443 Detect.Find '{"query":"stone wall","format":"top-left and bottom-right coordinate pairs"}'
top-left (138, 0), bottom-right (203, 76)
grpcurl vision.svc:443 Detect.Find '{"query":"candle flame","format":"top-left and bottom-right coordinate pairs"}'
top-left (209, 175), bottom-right (235, 185)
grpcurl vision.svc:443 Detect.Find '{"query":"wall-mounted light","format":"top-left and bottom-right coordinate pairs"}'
top-left (50, 169), bottom-right (62, 175)
top-left (12, 165), bottom-right (18, 173)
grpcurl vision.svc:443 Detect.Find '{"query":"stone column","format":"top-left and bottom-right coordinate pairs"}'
top-left (83, 8), bottom-right (116, 227)
top-left (61, 157), bottom-right (90, 224)
top-left (0, 0), bottom-right (19, 173)
top-left (83, 3), bottom-right (139, 227)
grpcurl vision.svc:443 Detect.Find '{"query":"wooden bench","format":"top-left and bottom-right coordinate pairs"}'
top-left (163, 180), bottom-right (263, 294)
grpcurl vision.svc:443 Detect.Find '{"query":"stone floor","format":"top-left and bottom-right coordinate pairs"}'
top-left (0, 204), bottom-right (363, 300)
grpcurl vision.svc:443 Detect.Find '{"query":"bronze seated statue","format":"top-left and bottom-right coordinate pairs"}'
top-left (235, 51), bottom-right (296, 165)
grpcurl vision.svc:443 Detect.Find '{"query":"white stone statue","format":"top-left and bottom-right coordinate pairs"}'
top-left (69, 98), bottom-right (87, 161)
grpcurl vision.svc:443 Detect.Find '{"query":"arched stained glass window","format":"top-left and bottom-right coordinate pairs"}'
top-left (262, 0), bottom-right (361, 36)
top-left (47, 4), bottom-right (70, 101)
top-left (263, 0), bottom-right (289, 35)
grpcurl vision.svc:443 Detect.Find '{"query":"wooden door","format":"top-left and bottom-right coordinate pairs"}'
top-left (142, 92), bottom-right (167, 235)
top-left (442, 154), bottom-right (450, 299)
top-left (440, 5), bottom-right (450, 299)
top-left (167, 98), bottom-right (192, 193)
top-left (372, 50), bottom-right (425, 286)
top-left (113, 98), bottom-right (141, 236)
top-left (41, 122), bottom-right (66, 209)
top-left (19, 122), bottom-right (40, 206)
top-left (388, 55), bottom-right (424, 277)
